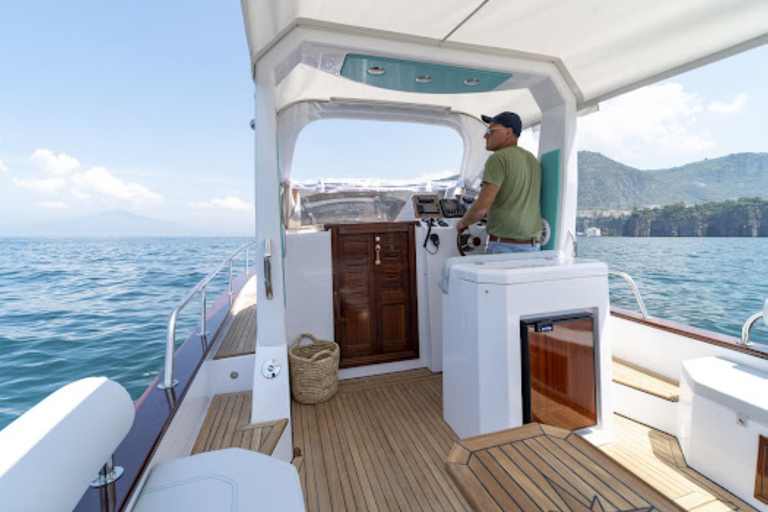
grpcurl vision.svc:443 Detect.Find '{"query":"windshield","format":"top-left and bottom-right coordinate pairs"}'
top-left (288, 119), bottom-right (463, 226)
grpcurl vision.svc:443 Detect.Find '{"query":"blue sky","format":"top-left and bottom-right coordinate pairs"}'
top-left (1, 2), bottom-right (766, 235)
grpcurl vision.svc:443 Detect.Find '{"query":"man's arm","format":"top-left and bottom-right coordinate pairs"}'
top-left (456, 182), bottom-right (499, 231)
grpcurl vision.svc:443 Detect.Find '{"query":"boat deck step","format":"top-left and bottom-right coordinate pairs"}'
top-left (214, 302), bottom-right (257, 360)
top-left (612, 357), bottom-right (680, 402)
top-left (192, 391), bottom-right (286, 456)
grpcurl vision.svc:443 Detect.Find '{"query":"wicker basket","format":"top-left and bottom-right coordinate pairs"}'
top-left (289, 333), bottom-right (340, 404)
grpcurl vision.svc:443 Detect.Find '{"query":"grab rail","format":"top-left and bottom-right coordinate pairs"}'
top-left (159, 240), bottom-right (256, 390)
top-left (741, 299), bottom-right (767, 346)
top-left (608, 270), bottom-right (649, 319)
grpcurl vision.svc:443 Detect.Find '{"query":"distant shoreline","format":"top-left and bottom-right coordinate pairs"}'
top-left (578, 197), bottom-right (768, 237)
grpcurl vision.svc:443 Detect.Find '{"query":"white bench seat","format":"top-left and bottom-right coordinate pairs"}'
top-left (133, 448), bottom-right (305, 512)
top-left (679, 356), bottom-right (768, 510)
top-left (682, 356), bottom-right (768, 424)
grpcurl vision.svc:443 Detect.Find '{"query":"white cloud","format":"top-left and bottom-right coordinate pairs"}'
top-left (12, 177), bottom-right (65, 193)
top-left (71, 167), bottom-right (162, 204)
top-left (708, 92), bottom-right (747, 114)
top-left (70, 189), bottom-right (92, 200)
top-left (190, 196), bottom-right (252, 212)
top-left (38, 201), bottom-right (69, 209)
top-left (579, 82), bottom-right (716, 169)
top-left (0, 158), bottom-right (7, 172)
top-left (30, 149), bottom-right (80, 175)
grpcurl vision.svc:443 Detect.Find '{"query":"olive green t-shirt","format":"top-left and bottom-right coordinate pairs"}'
top-left (481, 146), bottom-right (542, 240)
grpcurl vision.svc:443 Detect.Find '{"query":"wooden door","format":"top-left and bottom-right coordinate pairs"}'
top-left (328, 222), bottom-right (419, 368)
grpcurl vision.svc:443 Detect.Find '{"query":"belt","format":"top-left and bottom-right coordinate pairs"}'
top-left (488, 234), bottom-right (538, 245)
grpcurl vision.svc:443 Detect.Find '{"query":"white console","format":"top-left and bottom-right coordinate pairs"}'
top-left (442, 254), bottom-right (612, 443)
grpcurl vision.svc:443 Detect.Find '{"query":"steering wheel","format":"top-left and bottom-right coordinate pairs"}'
top-left (456, 223), bottom-right (486, 256)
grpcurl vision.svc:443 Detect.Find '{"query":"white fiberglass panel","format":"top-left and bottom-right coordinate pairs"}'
top-left (243, 0), bottom-right (768, 108)
top-left (682, 356), bottom-right (768, 426)
top-left (450, 0), bottom-right (768, 103)
top-left (451, 256), bottom-right (607, 286)
top-left (242, 0), bottom-right (487, 61)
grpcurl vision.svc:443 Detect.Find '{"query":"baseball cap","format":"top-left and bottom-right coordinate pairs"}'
top-left (481, 111), bottom-right (522, 136)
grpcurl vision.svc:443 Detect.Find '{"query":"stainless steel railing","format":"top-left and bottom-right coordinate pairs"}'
top-left (608, 270), bottom-right (649, 319)
top-left (741, 299), bottom-right (767, 346)
top-left (158, 240), bottom-right (256, 390)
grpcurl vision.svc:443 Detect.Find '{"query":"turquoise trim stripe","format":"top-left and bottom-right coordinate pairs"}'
top-left (539, 150), bottom-right (560, 251)
top-left (340, 54), bottom-right (512, 94)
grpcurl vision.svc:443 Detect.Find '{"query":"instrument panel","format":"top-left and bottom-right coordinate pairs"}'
top-left (439, 199), bottom-right (464, 218)
top-left (412, 194), bottom-right (471, 219)
top-left (412, 194), bottom-right (442, 218)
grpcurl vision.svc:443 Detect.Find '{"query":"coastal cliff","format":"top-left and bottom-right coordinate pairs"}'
top-left (580, 198), bottom-right (768, 237)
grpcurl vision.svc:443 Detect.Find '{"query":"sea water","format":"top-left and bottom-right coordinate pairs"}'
top-left (0, 237), bottom-right (249, 429)
top-left (579, 237), bottom-right (768, 346)
top-left (0, 236), bottom-right (766, 429)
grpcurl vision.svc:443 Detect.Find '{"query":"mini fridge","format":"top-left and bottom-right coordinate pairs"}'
top-left (521, 313), bottom-right (597, 431)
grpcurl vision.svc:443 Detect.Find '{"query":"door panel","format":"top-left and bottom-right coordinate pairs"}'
top-left (329, 222), bottom-right (418, 368)
top-left (344, 305), bottom-right (374, 358)
top-left (380, 304), bottom-right (407, 351)
top-left (524, 317), bottom-right (596, 431)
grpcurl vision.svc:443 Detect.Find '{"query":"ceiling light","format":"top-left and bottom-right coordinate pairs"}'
top-left (416, 75), bottom-right (432, 83)
top-left (367, 66), bottom-right (386, 76)
top-left (464, 78), bottom-right (480, 86)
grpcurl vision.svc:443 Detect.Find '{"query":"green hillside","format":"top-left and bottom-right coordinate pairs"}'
top-left (578, 151), bottom-right (768, 211)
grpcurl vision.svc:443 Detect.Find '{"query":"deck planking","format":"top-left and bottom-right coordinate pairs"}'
top-left (292, 368), bottom-right (471, 512)
top-left (292, 369), bottom-right (754, 512)
top-left (600, 415), bottom-right (758, 512)
top-left (214, 299), bottom-right (257, 360)
top-left (192, 391), bottom-right (286, 456)
top-left (447, 422), bottom-right (687, 512)
top-left (612, 357), bottom-right (680, 402)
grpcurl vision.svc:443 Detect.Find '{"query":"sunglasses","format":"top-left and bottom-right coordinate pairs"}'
top-left (485, 127), bottom-right (507, 135)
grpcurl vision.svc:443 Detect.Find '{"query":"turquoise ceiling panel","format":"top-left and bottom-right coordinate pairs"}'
top-left (340, 54), bottom-right (512, 94)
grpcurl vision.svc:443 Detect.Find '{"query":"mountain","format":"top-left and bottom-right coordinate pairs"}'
top-left (578, 152), bottom-right (768, 211)
top-left (2, 210), bottom-right (203, 237)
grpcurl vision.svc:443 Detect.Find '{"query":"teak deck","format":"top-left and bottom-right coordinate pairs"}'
top-left (612, 357), bottom-right (680, 402)
top-left (291, 370), bottom-right (755, 512)
top-left (192, 391), bottom-right (286, 456)
top-left (214, 301), bottom-right (257, 360)
top-left (292, 368), bottom-right (471, 511)
top-left (601, 415), bottom-right (758, 512)
top-left (446, 422), bottom-right (686, 512)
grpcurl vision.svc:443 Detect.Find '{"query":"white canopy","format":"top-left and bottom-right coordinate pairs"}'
top-left (241, 0), bottom-right (767, 118)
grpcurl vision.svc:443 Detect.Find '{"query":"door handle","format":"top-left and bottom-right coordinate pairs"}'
top-left (264, 238), bottom-right (273, 299)
top-left (375, 244), bottom-right (381, 266)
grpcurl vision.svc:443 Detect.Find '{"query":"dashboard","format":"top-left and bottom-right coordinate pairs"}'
top-left (411, 194), bottom-right (475, 219)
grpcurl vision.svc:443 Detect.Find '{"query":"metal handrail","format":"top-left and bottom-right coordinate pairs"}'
top-left (159, 240), bottom-right (256, 390)
top-left (741, 299), bottom-right (767, 346)
top-left (608, 270), bottom-right (649, 319)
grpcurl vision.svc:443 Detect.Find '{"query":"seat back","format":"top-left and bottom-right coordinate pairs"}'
top-left (0, 377), bottom-right (134, 512)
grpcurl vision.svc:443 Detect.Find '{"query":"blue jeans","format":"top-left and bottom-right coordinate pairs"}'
top-left (486, 241), bottom-right (541, 254)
